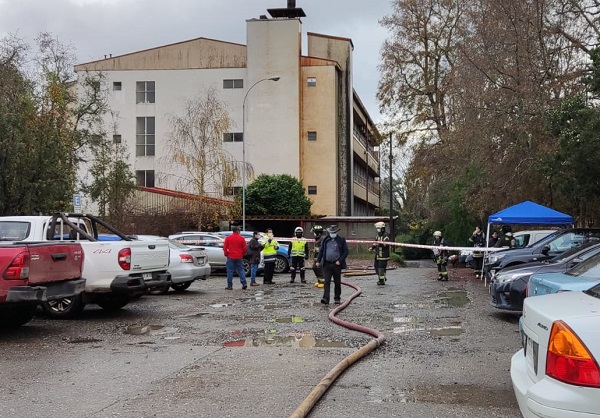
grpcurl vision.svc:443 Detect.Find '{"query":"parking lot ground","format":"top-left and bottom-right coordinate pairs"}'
top-left (0, 263), bottom-right (522, 418)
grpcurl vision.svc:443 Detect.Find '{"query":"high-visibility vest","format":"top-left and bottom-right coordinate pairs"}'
top-left (290, 239), bottom-right (306, 257)
top-left (262, 238), bottom-right (278, 256)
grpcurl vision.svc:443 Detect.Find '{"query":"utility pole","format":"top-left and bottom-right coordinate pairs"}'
top-left (389, 132), bottom-right (394, 242)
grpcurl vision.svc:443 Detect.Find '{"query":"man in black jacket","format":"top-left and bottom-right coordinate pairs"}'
top-left (315, 225), bottom-right (349, 305)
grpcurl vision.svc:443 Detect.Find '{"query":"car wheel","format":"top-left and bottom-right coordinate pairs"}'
top-left (0, 304), bottom-right (37, 328)
top-left (148, 284), bottom-right (170, 295)
top-left (171, 281), bottom-right (193, 292)
top-left (96, 295), bottom-right (130, 311)
top-left (274, 255), bottom-right (289, 274)
top-left (41, 294), bottom-right (85, 319)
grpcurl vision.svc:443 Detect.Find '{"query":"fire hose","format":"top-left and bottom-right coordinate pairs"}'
top-left (289, 280), bottom-right (385, 418)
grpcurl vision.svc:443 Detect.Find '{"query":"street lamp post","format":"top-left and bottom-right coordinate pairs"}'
top-left (242, 76), bottom-right (280, 231)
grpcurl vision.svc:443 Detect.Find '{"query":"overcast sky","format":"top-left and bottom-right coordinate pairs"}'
top-left (0, 0), bottom-right (392, 122)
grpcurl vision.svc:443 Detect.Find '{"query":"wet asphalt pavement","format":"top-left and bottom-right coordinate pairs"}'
top-left (0, 261), bottom-right (522, 418)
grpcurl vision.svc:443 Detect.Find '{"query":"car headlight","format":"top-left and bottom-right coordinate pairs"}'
top-left (488, 253), bottom-right (506, 264)
top-left (495, 272), bottom-right (530, 283)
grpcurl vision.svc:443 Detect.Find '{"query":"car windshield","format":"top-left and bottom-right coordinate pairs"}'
top-left (551, 242), bottom-right (600, 263)
top-left (566, 252), bottom-right (600, 277)
top-left (584, 282), bottom-right (600, 299)
top-left (530, 230), bottom-right (561, 247)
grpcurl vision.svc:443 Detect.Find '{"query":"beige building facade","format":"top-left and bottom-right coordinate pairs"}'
top-left (75, 2), bottom-right (380, 217)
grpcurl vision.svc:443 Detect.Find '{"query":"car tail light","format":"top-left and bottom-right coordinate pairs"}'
top-left (3, 251), bottom-right (30, 280)
top-left (546, 320), bottom-right (600, 387)
top-left (525, 282), bottom-right (529, 297)
top-left (118, 248), bottom-right (131, 270)
top-left (179, 254), bottom-right (194, 263)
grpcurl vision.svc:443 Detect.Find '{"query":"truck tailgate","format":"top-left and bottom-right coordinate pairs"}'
top-left (129, 240), bottom-right (169, 271)
top-left (1, 242), bottom-right (83, 285)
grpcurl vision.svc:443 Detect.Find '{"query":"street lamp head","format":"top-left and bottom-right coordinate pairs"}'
top-left (269, 76), bottom-right (280, 81)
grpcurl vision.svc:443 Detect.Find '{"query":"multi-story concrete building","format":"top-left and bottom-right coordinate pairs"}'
top-left (75, 1), bottom-right (381, 216)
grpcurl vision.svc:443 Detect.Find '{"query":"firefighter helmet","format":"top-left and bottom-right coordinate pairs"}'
top-left (374, 222), bottom-right (386, 228)
top-left (433, 230), bottom-right (442, 237)
top-left (294, 227), bottom-right (303, 233)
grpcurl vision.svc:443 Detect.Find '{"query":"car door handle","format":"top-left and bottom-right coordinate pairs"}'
top-left (147, 245), bottom-right (156, 249)
top-left (51, 253), bottom-right (67, 261)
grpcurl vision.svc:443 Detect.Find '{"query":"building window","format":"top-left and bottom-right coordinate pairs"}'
top-left (136, 117), bottom-right (155, 156)
top-left (113, 134), bottom-right (122, 144)
top-left (136, 81), bottom-right (155, 103)
top-left (223, 132), bottom-right (244, 142)
top-left (307, 77), bottom-right (317, 87)
top-left (307, 131), bottom-right (317, 141)
top-left (136, 170), bottom-right (155, 187)
top-left (224, 186), bottom-right (242, 196)
top-left (307, 186), bottom-right (317, 195)
top-left (113, 82), bottom-right (122, 91)
top-left (223, 79), bottom-right (244, 89)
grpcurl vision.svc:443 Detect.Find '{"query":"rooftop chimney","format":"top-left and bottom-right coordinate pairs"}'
top-left (267, 0), bottom-right (306, 18)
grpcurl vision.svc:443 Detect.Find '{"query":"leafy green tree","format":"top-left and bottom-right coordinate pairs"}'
top-left (244, 174), bottom-right (312, 216)
top-left (0, 33), bottom-right (107, 215)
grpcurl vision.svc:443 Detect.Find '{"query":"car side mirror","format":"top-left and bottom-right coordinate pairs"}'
top-left (541, 245), bottom-right (550, 255)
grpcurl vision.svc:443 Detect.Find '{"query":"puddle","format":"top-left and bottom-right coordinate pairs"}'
top-left (272, 316), bottom-right (305, 323)
top-left (237, 296), bottom-right (263, 302)
top-left (436, 290), bottom-right (470, 308)
top-left (174, 312), bottom-right (210, 319)
top-left (393, 303), bottom-right (436, 309)
top-left (369, 384), bottom-right (516, 408)
top-left (124, 325), bottom-right (178, 336)
top-left (429, 326), bottom-right (464, 337)
top-left (210, 303), bottom-right (233, 308)
top-left (223, 334), bottom-right (346, 348)
top-left (67, 337), bottom-right (102, 344)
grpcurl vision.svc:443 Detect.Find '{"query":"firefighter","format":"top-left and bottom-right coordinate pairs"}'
top-left (495, 225), bottom-right (516, 248)
top-left (288, 227), bottom-right (309, 283)
top-left (369, 221), bottom-right (390, 285)
top-left (311, 225), bottom-right (325, 288)
top-left (433, 230), bottom-right (449, 281)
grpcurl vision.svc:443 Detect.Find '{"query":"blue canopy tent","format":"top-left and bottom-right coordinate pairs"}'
top-left (487, 200), bottom-right (573, 226)
top-left (481, 201), bottom-right (573, 284)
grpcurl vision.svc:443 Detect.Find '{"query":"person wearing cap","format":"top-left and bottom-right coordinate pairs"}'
top-left (369, 221), bottom-right (390, 285)
top-left (315, 225), bottom-right (349, 305)
top-left (223, 226), bottom-right (248, 290)
top-left (432, 230), bottom-right (449, 281)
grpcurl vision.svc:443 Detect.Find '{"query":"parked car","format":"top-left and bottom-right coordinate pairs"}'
top-left (489, 242), bottom-right (600, 312)
top-left (511, 284), bottom-right (600, 417)
top-left (527, 250), bottom-right (600, 298)
top-left (462, 230), bottom-right (555, 268)
top-left (169, 232), bottom-right (263, 276)
top-left (133, 235), bottom-right (211, 294)
top-left (484, 228), bottom-right (600, 280)
top-left (216, 231), bottom-right (289, 274)
top-left (0, 213), bottom-right (170, 317)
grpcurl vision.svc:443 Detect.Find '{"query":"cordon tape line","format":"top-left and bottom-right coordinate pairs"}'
top-left (176, 236), bottom-right (503, 253)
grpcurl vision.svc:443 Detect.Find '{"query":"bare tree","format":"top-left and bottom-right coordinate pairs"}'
top-left (165, 87), bottom-right (243, 228)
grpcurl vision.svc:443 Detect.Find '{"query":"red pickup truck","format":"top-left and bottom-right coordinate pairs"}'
top-left (0, 242), bottom-right (84, 328)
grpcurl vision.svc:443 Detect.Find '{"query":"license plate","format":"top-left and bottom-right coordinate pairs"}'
top-left (142, 273), bottom-right (153, 281)
top-left (525, 335), bottom-right (539, 375)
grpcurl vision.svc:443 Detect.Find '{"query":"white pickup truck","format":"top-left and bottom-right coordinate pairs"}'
top-left (0, 213), bottom-right (170, 318)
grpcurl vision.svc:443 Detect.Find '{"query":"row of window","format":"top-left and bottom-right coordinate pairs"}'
top-left (114, 77), bottom-right (318, 106)
top-left (135, 172), bottom-right (318, 196)
top-left (128, 116), bottom-right (319, 157)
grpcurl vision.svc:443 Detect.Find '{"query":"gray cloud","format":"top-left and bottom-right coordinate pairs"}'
top-left (0, 0), bottom-right (392, 121)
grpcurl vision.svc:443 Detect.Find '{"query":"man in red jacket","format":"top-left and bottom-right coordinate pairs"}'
top-left (223, 226), bottom-right (248, 290)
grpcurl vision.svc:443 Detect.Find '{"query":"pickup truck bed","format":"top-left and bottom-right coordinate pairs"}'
top-left (0, 242), bottom-right (84, 327)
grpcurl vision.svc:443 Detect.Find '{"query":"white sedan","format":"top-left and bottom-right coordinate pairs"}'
top-left (511, 283), bottom-right (600, 417)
